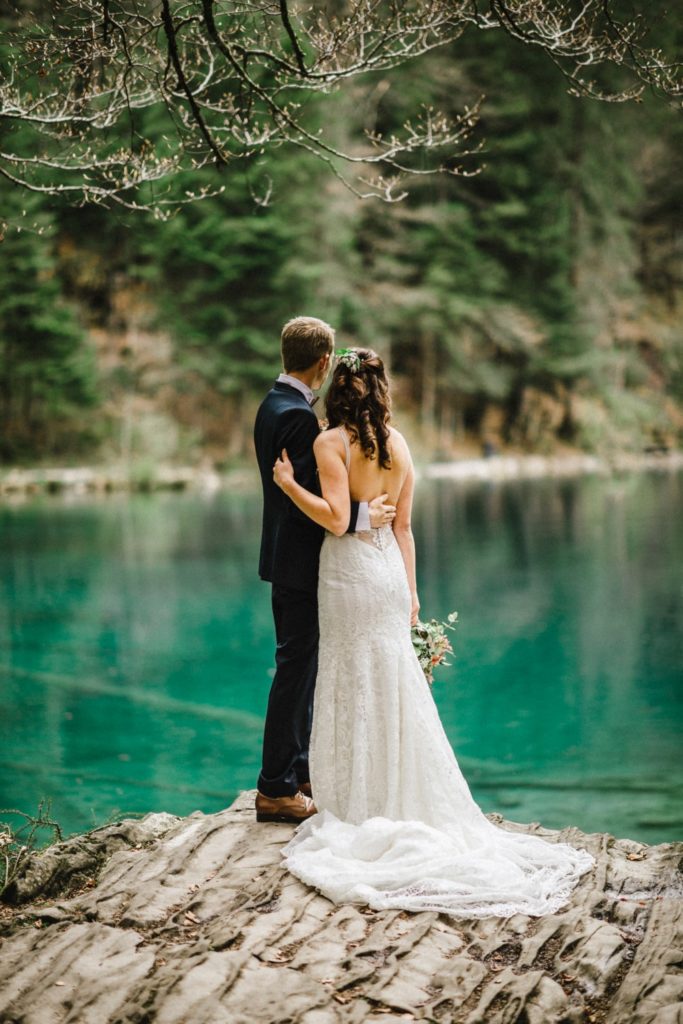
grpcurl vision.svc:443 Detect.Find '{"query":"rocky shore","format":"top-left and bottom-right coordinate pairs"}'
top-left (1, 450), bottom-right (682, 501)
top-left (422, 449), bottom-right (683, 482)
top-left (1, 791), bottom-right (681, 1023)
top-left (0, 463), bottom-right (228, 498)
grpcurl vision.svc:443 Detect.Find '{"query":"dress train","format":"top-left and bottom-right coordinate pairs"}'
top-left (282, 528), bottom-right (595, 918)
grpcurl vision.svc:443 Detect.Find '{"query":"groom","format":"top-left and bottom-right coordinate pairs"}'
top-left (253, 316), bottom-right (395, 824)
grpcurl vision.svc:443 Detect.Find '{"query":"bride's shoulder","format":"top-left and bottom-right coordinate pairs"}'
top-left (388, 426), bottom-right (411, 458)
top-left (313, 426), bottom-right (343, 452)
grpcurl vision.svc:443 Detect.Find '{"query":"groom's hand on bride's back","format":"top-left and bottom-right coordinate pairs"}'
top-left (368, 494), bottom-right (396, 529)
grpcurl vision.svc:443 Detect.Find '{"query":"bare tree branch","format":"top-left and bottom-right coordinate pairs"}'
top-left (278, 0), bottom-right (308, 76)
top-left (160, 0), bottom-right (228, 166)
top-left (0, 0), bottom-right (679, 211)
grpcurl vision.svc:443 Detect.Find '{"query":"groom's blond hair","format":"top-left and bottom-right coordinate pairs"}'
top-left (281, 316), bottom-right (335, 373)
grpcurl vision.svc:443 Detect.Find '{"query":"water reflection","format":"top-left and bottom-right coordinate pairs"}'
top-left (414, 472), bottom-right (682, 842)
top-left (1, 472), bottom-right (681, 843)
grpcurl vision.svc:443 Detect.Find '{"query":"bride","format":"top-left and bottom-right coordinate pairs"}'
top-left (272, 346), bottom-right (595, 918)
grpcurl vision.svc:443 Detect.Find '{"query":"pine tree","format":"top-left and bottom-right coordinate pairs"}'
top-left (0, 187), bottom-right (98, 461)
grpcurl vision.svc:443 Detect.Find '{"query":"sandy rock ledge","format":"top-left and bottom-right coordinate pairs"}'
top-left (0, 791), bottom-right (681, 1024)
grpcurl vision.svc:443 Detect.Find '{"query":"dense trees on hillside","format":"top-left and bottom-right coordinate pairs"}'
top-left (368, 31), bottom-right (683, 454)
top-left (0, 5), bottom-right (681, 463)
top-left (0, 188), bottom-right (98, 460)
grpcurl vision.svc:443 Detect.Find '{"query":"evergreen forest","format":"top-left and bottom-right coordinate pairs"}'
top-left (1, 16), bottom-right (682, 468)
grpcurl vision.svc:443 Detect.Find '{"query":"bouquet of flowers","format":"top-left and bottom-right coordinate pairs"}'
top-left (412, 611), bottom-right (458, 684)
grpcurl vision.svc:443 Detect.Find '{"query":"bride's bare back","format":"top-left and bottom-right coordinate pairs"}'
top-left (310, 422), bottom-right (417, 620)
top-left (342, 425), bottom-right (410, 506)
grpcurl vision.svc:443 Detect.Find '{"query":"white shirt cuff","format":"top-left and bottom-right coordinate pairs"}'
top-left (355, 502), bottom-right (371, 532)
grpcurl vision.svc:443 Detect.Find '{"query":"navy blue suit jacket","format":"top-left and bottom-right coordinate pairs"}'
top-left (254, 381), bottom-right (359, 593)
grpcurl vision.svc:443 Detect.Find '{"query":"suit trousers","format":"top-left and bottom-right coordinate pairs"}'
top-left (257, 584), bottom-right (319, 798)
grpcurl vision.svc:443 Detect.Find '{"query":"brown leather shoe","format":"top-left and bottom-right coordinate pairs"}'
top-left (298, 782), bottom-right (313, 798)
top-left (255, 790), bottom-right (317, 824)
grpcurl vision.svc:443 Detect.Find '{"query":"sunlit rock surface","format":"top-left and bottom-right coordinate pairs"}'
top-left (1, 791), bottom-right (681, 1023)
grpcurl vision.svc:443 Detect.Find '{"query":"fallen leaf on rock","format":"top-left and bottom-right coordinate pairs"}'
top-left (184, 911), bottom-right (200, 925)
top-left (627, 852), bottom-right (645, 861)
top-left (54, 981), bottom-right (65, 987)
top-left (262, 949), bottom-right (293, 963)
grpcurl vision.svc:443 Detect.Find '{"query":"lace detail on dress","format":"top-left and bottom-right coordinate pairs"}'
top-left (281, 473), bottom-right (596, 919)
top-left (351, 524), bottom-right (394, 551)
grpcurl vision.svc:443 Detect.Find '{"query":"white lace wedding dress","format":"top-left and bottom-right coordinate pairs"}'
top-left (282, 523), bottom-right (595, 918)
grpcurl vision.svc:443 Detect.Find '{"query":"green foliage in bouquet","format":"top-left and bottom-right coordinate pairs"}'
top-left (412, 612), bottom-right (458, 684)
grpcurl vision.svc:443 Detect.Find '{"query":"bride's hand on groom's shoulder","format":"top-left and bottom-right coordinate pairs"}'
top-left (273, 449), bottom-right (295, 493)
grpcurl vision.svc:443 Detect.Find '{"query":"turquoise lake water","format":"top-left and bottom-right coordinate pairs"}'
top-left (1, 470), bottom-right (681, 844)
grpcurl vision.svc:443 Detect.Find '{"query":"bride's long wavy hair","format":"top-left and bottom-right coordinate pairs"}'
top-left (325, 348), bottom-right (392, 468)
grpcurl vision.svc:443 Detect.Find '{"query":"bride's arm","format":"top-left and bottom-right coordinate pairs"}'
top-left (274, 432), bottom-right (351, 536)
top-left (393, 452), bottom-right (420, 626)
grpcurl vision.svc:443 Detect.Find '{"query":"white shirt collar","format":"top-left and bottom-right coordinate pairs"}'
top-left (276, 373), bottom-right (315, 405)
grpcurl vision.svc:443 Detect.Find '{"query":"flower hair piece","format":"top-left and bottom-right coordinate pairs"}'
top-left (335, 347), bottom-right (362, 373)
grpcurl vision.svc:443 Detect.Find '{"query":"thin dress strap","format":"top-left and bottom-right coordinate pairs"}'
top-left (338, 426), bottom-right (351, 472)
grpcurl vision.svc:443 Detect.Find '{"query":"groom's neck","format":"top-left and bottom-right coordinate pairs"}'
top-left (284, 368), bottom-right (318, 390)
